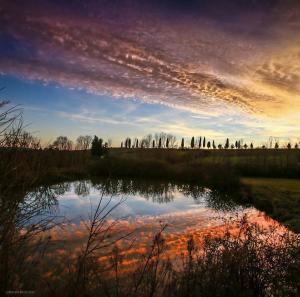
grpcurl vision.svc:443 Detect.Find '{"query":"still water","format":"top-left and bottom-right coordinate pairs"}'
top-left (24, 179), bottom-right (253, 225)
top-left (23, 179), bottom-right (272, 265)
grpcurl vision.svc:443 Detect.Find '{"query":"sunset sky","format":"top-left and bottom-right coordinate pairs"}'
top-left (1, 0), bottom-right (299, 146)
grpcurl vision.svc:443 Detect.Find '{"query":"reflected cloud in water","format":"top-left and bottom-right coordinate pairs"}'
top-left (19, 179), bottom-right (281, 269)
top-left (24, 179), bottom-right (244, 225)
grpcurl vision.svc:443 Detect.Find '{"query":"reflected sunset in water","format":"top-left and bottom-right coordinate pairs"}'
top-left (26, 180), bottom-right (284, 274)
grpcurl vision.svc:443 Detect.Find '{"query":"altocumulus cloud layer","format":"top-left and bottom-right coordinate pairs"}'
top-left (0, 0), bottom-right (300, 117)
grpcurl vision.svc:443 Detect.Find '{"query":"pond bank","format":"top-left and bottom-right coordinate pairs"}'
top-left (241, 178), bottom-right (300, 233)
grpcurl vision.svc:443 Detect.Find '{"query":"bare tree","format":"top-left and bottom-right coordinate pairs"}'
top-left (76, 136), bottom-right (85, 150)
top-left (0, 100), bottom-right (45, 158)
top-left (0, 114), bottom-right (40, 150)
top-left (76, 135), bottom-right (92, 150)
top-left (0, 102), bottom-right (22, 136)
top-left (145, 134), bottom-right (152, 148)
top-left (52, 136), bottom-right (73, 150)
top-left (141, 138), bottom-right (147, 148)
top-left (140, 134), bottom-right (152, 148)
top-left (268, 136), bottom-right (274, 149)
top-left (0, 100), bottom-right (23, 147)
top-left (154, 132), bottom-right (167, 148)
top-left (159, 132), bottom-right (167, 147)
top-left (238, 139), bottom-right (244, 148)
top-left (167, 134), bottom-right (177, 148)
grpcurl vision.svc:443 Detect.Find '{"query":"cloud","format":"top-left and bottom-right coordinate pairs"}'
top-left (1, 0), bottom-right (299, 119)
top-left (57, 110), bottom-right (131, 126)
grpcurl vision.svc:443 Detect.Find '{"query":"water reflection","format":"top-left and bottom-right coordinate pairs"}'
top-left (1, 176), bottom-right (294, 297)
top-left (23, 179), bottom-right (245, 225)
top-left (1, 178), bottom-right (281, 295)
top-left (74, 181), bottom-right (90, 197)
top-left (18, 178), bottom-right (260, 266)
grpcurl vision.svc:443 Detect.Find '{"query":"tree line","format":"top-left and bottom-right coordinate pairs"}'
top-left (1, 129), bottom-right (299, 152)
top-left (121, 133), bottom-right (299, 150)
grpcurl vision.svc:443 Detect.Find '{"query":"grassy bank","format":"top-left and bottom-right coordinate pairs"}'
top-left (89, 154), bottom-right (239, 190)
top-left (0, 148), bottom-right (90, 190)
top-left (2, 147), bottom-right (299, 186)
top-left (242, 178), bottom-right (300, 233)
top-left (90, 148), bottom-right (300, 187)
top-left (108, 148), bottom-right (300, 178)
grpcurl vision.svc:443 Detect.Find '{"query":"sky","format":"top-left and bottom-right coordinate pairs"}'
top-left (0, 0), bottom-right (299, 146)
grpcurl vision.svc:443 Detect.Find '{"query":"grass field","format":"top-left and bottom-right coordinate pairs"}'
top-left (89, 148), bottom-right (300, 185)
top-left (108, 148), bottom-right (300, 178)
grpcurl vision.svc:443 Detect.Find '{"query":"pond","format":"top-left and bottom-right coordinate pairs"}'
top-left (21, 179), bottom-right (274, 266)
top-left (3, 176), bottom-right (294, 297)
top-left (25, 179), bottom-right (245, 223)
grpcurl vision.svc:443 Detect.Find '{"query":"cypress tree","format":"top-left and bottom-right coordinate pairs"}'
top-left (158, 138), bottom-right (162, 148)
top-left (191, 136), bottom-right (194, 149)
top-left (166, 138), bottom-right (169, 148)
top-left (225, 138), bottom-right (229, 149)
top-left (91, 136), bottom-right (99, 156)
top-left (203, 137), bottom-right (206, 148)
top-left (91, 136), bottom-right (106, 157)
top-left (199, 137), bottom-right (202, 148)
top-left (181, 138), bottom-right (184, 149)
